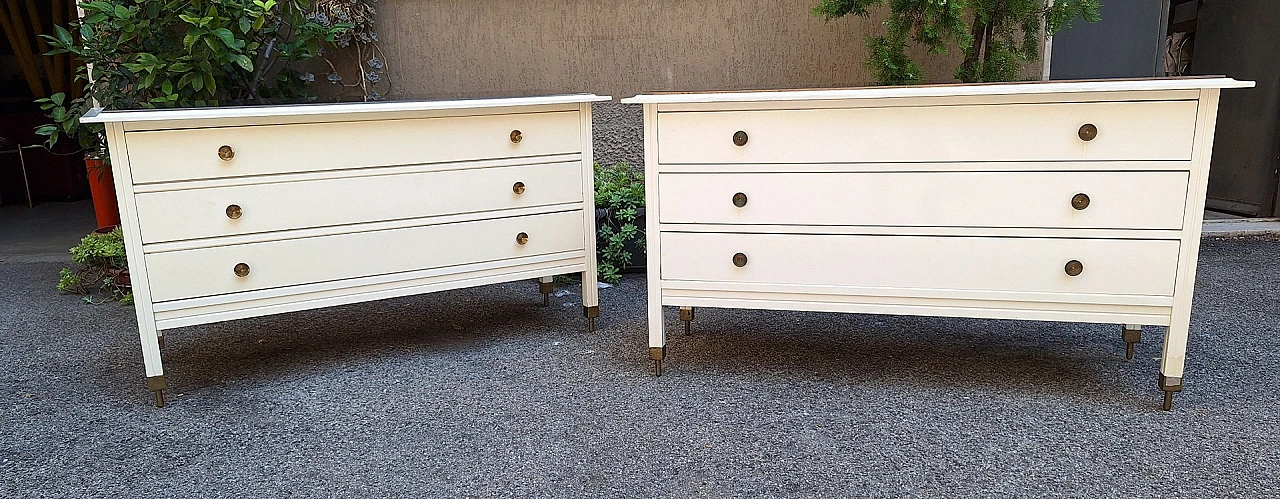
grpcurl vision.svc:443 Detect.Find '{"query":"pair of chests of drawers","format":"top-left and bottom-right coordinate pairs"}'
top-left (654, 99), bottom-right (1200, 299)
top-left (127, 111), bottom-right (588, 303)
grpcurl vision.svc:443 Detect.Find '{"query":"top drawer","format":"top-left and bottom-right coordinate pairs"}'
top-left (656, 100), bottom-right (1198, 164)
top-left (124, 111), bottom-right (582, 184)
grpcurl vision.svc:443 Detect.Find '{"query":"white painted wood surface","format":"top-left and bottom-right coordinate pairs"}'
top-left (630, 77), bottom-right (1248, 403)
top-left (660, 232), bottom-right (1180, 296)
top-left (134, 161), bottom-right (584, 243)
top-left (656, 100), bottom-right (1199, 164)
top-left (89, 95), bottom-right (606, 400)
top-left (657, 171), bottom-right (1190, 230)
top-left (620, 77), bottom-right (1251, 104)
top-left (145, 210), bottom-right (585, 302)
top-left (84, 93), bottom-right (610, 123)
top-left (124, 110), bottom-right (583, 184)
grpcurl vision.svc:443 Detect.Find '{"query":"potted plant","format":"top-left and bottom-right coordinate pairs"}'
top-left (35, 87), bottom-right (114, 229)
top-left (34, 0), bottom-right (343, 229)
top-left (57, 226), bottom-right (133, 304)
top-left (594, 162), bottom-right (646, 283)
top-left (36, 0), bottom-right (345, 300)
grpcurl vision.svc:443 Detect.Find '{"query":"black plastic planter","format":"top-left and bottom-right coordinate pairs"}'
top-left (595, 207), bottom-right (646, 273)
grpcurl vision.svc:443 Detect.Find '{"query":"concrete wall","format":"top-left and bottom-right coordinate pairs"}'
top-left (364, 1), bottom-right (970, 167)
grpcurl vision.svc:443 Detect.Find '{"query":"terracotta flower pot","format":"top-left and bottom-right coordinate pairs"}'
top-left (85, 158), bottom-right (121, 229)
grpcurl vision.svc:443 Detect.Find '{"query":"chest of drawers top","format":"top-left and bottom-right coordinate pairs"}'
top-left (83, 94), bottom-right (610, 184)
top-left (625, 78), bottom-right (1250, 168)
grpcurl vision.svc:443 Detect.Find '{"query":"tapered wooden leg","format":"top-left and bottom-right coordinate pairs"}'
top-left (138, 314), bottom-right (166, 407)
top-left (581, 272), bottom-right (599, 332)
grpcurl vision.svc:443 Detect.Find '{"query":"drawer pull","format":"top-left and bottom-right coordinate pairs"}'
top-left (1078, 124), bottom-right (1098, 142)
top-left (510, 129), bottom-right (523, 143)
top-left (233, 263), bottom-right (251, 277)
top-left (1064, 260), bottom-right (1084, 277)
top-left (512, 181), bottom-right (526, 195)
top-left (217, 145), bottom-right (235, 161)
top-left (1071, 193), bottom-right (1090, 210)
top-left (732, 130), bottom-right (749, 147)
top-left (732, 252), bottom-right (748, 267)
top-left (732, 192), bottom-right (748, 208)
top-left (225, 204), bottom-right (243, 219)
top-left (516, 232), bottom-right (529, 245)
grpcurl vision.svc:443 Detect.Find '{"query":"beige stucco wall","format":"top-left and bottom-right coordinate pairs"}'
top-left (372, 0), bottom-right (969, 101)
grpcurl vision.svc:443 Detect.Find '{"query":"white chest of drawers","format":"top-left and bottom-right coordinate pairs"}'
top-left (84, 94), bottom-right (609, 406)
top-left (623, 77), bottom-right (1252, 409)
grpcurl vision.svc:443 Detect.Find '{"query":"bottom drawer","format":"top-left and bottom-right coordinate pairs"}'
top-left (660, 232), bottom-right (1180, 297)
top-left (145, 210), bottom-right (585, 302)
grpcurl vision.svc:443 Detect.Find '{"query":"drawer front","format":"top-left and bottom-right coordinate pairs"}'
top-left (135, 162), bottom-right (584, 243)
top-left (658, 171), bottom-right (1189, 230)
top-left (657, 100), bottom-right (1198, 164)
top-left (660, 232), bottom-right (1179, 296)
top-left (125, 111), bottom-right (582, 184)
top-left (145, 210), bottom-right (585, 302)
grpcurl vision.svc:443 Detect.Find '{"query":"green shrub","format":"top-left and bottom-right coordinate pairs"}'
top-left (595, 162), bottom-right (645, 284)
top-left (59, 228), bottom-right (132, 305)
top-left (811, 0), bottom-right (1101, 84)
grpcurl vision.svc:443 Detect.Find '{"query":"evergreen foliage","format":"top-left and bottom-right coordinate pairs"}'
top-left (812, 0), bottom-right (1101, 84)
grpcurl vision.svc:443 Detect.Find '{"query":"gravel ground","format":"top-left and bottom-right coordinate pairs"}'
top-left (2, 237), bottom-right (1279, 497)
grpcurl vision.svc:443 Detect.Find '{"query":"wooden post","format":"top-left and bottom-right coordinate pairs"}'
top-left (24, 0), bottom-right (61, 92)
top-left (0, 0), bottom-right (47, 97)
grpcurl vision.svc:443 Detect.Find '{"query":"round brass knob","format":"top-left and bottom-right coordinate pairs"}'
top-left (218, 145), bottom-right (235, 161)
top-left (226, 204), bottom-right (243, 219)
top-left (513, 181), bottom-right (526, 195)
top-left (1078, 124), bottom-right (1098, 142)
top-left (233, 263), bottom-right (251, 277)
top-left (1064, 260), bottom-right (1083, 277)
top-left (1071, 193), bottom-right (1090, 210)
top-left (732, 131), bottom-right (749, 147)
top-left (516, 232), bottom-right (529, 245)
top-left (732, 192), bottom-right (748, 208)
top-left (732, 252), bottom-right (748, 267)
top-left (510, 130), bottom-right (523, 143)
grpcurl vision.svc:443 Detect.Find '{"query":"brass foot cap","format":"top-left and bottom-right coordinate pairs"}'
top-left (583, 305), bottom-right (600, 319)
top-left (145, 375), bottom-right (167, 392)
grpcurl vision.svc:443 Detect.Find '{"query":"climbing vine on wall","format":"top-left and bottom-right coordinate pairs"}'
top-left (308, 0), bottom-right (390, 100)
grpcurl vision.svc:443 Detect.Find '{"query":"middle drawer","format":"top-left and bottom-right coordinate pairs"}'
top-left (658, 171), bottom-right (1189, 230)
top-left (135, 161), bottom-right (583, 243)
top-left (144, 210), bottom-right (586, 302)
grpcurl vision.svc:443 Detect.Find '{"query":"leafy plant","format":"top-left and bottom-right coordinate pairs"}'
top-left (34, 87), bottom-right (105, 158)
top-left (35, 0), bottom-right (348, 155)
top-left (595, 162), bottom-right (646, 284)
top-left (58, 228), bottom-right (133, 305)
top-left (812, 0), bottom-right (1101, 84)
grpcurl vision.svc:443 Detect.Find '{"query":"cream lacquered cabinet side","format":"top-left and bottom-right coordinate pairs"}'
top-left (1160, 88), bottom-right (1223, 398)
top-left (644, 103), bottom-right (667, 373)
top-left (105, 121), bottom-right (167, 401)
